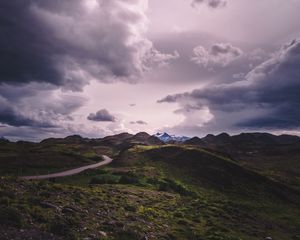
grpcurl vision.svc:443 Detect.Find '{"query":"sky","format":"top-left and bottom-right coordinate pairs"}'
top-left (1, 0), bottom-right (300, 141)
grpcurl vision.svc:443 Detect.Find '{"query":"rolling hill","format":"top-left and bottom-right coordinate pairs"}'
top-left (0, 132), bottom-right (300, 239)
top-left (184, 132), bottom-right (300, 190)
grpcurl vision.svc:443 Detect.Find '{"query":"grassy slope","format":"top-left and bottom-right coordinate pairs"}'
top-left (116, 145), bottom-right (300, 239)
top-left (235, 149), bottom-right (300, 191)
top-left (197, 140), bottom-right (300, 190)
top-left (0, 144), bottom-right (300, 239)
top-left (0, 141), bottom-right (112, 176)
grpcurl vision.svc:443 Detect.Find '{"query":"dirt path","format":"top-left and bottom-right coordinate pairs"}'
top-left (19, 155), bottom-right (113, 180)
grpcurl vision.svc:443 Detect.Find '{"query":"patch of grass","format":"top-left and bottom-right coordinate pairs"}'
top-left (119, 175), bottom-right (140, 184)
top-left (157, 178), bottom-right (197, 196)
top-left (0, 141), bottom-right (109, 176)
top-left (90, 174), bottom-right (121, 184)
top-left (0, 206), bottom-right (23, 228)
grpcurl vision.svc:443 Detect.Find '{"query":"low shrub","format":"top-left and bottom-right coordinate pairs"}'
top-left (49, 216), bottom-right (75, 236)
top-left (114, 229), bottom-right (143, 240)
top-left (119, 175), bottom-right (140, 184)
top-left (158, 178), bottom-right (196, 196)
top-left (0, 196), bottom-right (10, 205)
top-left (0, 190), bottom-right (15, 199)
top-left (90, 174), bottom-right (120, 184)
top-left (0, 206), bottom-right (23, 228)
top-left (207, 231), bottom-right (243, 240)
top-left (31, 207), bottom-right (47, 222)
top-left (124, 204), bottom-right (137, 212)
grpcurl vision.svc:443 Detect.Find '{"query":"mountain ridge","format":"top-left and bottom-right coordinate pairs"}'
top-left (153, 132), bottom-right (190, 143)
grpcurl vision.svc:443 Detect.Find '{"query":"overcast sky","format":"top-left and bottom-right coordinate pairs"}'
top-left (1, 0), bottom-right (300, 141)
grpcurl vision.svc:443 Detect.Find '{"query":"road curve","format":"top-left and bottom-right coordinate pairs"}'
top-left (20, 155), bottom-right (113, 180)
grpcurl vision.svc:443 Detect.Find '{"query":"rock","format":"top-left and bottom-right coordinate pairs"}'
top-left (115, 221), bottom-right (125, 228)
top-left (88, 234), bottom-right (97, 239)
top-left (265, 237), bottom-right (272, 240)
top-left (127, 215), bottom-right (138, 221)
top-left (40, 201), bottom-right (60, 210)
top-left (62, 207), bottom-right (76, 214)
top-left (103, 220), bottom-right (115, 226)
top-left (99, 231), bottom-right (107, 237)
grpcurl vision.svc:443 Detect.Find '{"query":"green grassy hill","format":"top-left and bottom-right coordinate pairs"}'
top-left (0, 139), bottom-right (111, 176)
top-left (116, 145), bottom-right (300, 239)
top-left (137, 146), bottom-right (300, 201)
top-left (0, 134), bottom-right (300, 240)
top-left (184, 133), bottom-right (300, 190)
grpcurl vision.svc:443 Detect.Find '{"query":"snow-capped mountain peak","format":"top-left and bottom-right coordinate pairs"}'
top-left (153, 132), bottom-right (190, 143)
top-left (154, 132), bottom-right (171, 142)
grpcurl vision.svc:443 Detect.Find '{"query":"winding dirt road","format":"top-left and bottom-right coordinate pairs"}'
top-left (20, 155), bottom-right (113, 180)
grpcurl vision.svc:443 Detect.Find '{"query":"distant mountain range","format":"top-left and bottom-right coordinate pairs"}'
top-left (40, 132), bottom-right (165, 149)
top-left (3, 132), bottom-right (300, 147)
top-left (185, 132), bottom-right (300, 146)
top-left (153, 132), bottom-right (190, 143)
top-left (0, 137), bottom-right (9, 143)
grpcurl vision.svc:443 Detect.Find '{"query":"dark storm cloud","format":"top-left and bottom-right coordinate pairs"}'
top-left (191, 0), bottom-right (227, 9)
top-left (158, 39), bottom-right (300, 131)
top-left (0, 97), bottom-right (55, 128)
top-left (0, 83), bottom-right (86, 131)
top-left (0, 83), bottom-right (56, 102)
top-left (87, 109), bottom-right (116, 122)
top-left (0, 84), bottom-right (87, 116)
top-left (0, 0), bottom-right (157, 91)
top-left (0, 126), bottom-right (57, 142)
top-left (130, 120), bottom-right (148, 125)
top-left (39, 95), bottom-right (87, 117)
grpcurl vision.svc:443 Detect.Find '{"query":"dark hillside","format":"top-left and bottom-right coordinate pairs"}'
top-left (141, 146), bottom-right (300, 202)
top-left (184, 133), bottom-right (300, 189)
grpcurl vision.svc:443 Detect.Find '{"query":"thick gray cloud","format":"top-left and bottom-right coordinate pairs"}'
top-left (158, 39), bottom-right (300, 133)
top-left (0, 96), bottom-right (55, 128)
top-left (0, 122), bottom-right (106, 142)
top-left (191, 43), bottom-right (243, 69)
top-left (0, 0), bottom-right (166, 91)
top-left (87, 109), bottom-right (116, 122)
top-left (0, 0), bottom-right (181, 140)
top-left (1, 0), bottom-right (299, 140)
top-left (0, 82), bottom-right (86, 138)
top-left (191, 0), bottom-right (227, 9)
